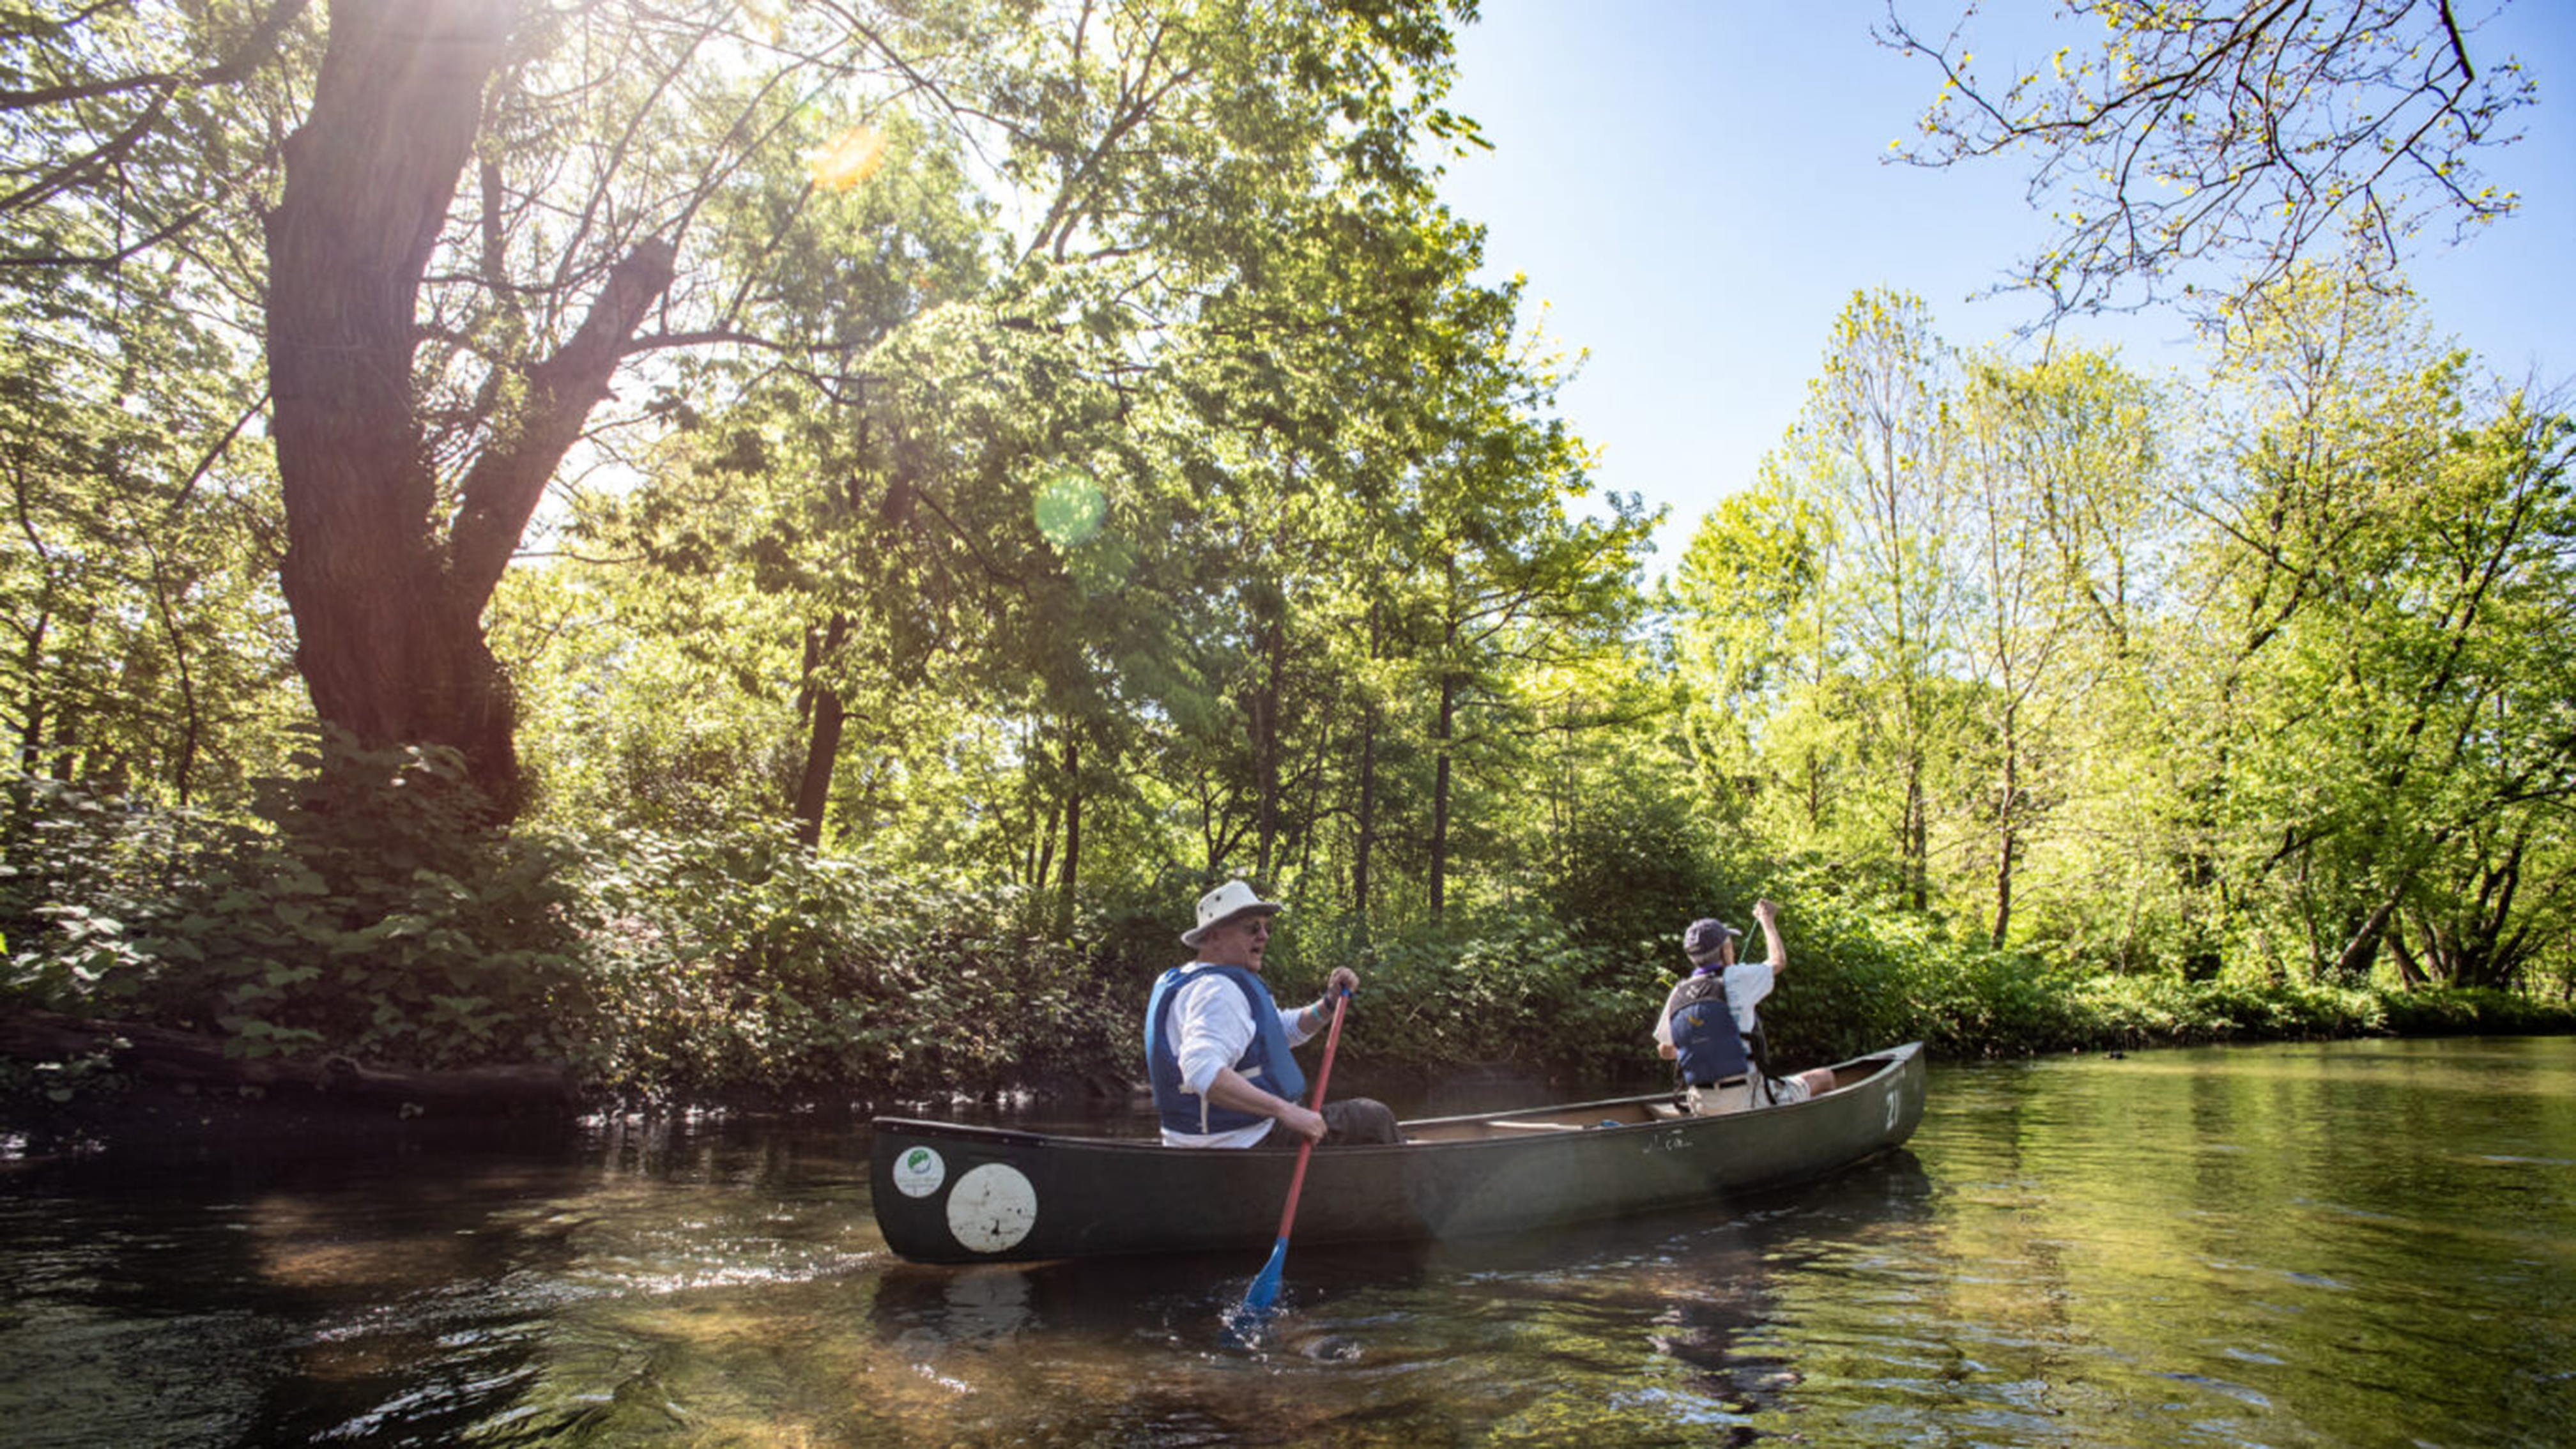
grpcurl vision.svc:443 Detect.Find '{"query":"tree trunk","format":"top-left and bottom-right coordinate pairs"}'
top-left (1249, 615), bottom-right (1282, 882)
top-left (1991, 721), bottom-right (2018, 949)
top-left (2388, 917), bottom-right (2432, 988)
top-left (788, 615), bottom-right (850, 848)
top-left (49, 710), bottom-right (78, 783)
top-left (1353, 703), bottom-right (1378, 921)
top-left (1031, 721), bottom-right (1059, 893)
top-left (264, 0), bottom-right (675, 816)
top-left (14, 602), bottom-right (45, 772)
top-left (2331, 894), bottom-right (2400, 983)
top-left (1431, 671), bottom-right (1455, 921)
top-left (1054, 732), bottom-right (1082, 936)
top-left (1033, 802), bottom-right (1058, 898)
top-left (1904, 760), bottom-right (1928, 912)
top-left (2457, 831), bottom-right (2530, 989)
top-left (1061, 735), bottom-right (1082, 898)
top-left (1991, 821), bottom-right (2017, 949)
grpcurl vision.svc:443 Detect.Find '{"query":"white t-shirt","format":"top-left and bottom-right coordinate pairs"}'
top-left (1161, 965), bottom-right (1319, 1147)
top-left (1651, 960), bottom-right (1777, 1050)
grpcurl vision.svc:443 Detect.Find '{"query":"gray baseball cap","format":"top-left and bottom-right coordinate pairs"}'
top-left (1682, 917), bottom-right (1744, 962)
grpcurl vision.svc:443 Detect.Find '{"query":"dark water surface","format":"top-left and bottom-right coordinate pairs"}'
top-left (3, 1037), bottom-right (2570, 1447)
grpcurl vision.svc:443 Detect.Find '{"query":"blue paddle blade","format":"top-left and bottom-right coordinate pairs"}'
top-left (1244, 1235), bottom-right (1289, 1312)
top-left (1232, 1236), bottom-right (1291, 1332)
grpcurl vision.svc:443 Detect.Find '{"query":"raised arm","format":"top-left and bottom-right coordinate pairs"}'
top-left (1753, 897), bottom-right (1787, 974)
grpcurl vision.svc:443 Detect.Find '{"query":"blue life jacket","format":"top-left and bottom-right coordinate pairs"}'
top-left (1667, 970), bottom-right (1752, 1086)
top-left (1144, 965), bottom-right (1309, 1136)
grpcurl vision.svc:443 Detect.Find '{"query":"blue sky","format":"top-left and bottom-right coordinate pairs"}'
top-left (1430, 2), bottom-right (2576, 571)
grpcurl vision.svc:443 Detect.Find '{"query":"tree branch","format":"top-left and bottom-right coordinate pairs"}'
top-left (448, 234), bottom-right (678, 606)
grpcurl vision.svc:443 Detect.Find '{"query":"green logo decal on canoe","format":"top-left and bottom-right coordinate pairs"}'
top-left (891, 1144), bottom-right (947, 1199)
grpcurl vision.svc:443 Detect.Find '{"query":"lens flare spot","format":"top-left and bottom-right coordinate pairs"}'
top-left (806, 124), bottom-right (887, 191)
top-left (1034, 472), bottom-right (1107, 547)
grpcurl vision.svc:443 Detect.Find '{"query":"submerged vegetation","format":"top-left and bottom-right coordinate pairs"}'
top-left (1, 2), bottom-right (2570, 1116)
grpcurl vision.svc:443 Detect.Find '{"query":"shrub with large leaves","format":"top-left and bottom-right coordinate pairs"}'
top-left (4, 732), bottom-right (602, 1067)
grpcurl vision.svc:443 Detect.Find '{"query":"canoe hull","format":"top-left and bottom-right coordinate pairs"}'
top-left (870, 1043), bottom-right (1925, 1264)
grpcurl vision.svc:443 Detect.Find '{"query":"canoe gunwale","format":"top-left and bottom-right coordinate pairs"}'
top-left (871, 1041), bottom-right (1920, 1154)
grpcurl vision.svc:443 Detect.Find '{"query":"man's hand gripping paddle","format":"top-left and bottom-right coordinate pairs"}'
top-left (1227, 988), bottom-right (1347, 1341)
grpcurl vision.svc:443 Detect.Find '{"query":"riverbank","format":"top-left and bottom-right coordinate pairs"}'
top-left (8, 977), bottom-right (2568, 1140)
top-left (11, 766), bottom-right (2573, 1133)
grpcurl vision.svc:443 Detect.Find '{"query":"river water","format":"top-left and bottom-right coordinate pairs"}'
top-left (1, 1036), bottom-right (2569, 1448)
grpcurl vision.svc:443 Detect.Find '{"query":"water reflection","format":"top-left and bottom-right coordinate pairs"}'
top-left (1, 1038), bottom-right (2571, 1446)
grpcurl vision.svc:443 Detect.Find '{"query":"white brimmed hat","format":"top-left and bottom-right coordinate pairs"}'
top-left (1181, 879), bottom-right (1285, 947)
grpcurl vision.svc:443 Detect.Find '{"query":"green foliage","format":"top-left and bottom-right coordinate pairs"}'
top-left (1540, 785), bottom-right (1728, 959)
top-left (6, 755), bottom-right (2565, 1109)
top-left (2378, 986), bottom-right (2576, 1038)
top-left (1350, 913), bottom-right (1661, 1080)
top-left (4, 733), bottom-right (601, 1067)
top-left (1694, 877), bottom-right (2556, 1063)
top-left (1, 753), bottom-right (1128, 1098)
top-left (570, 827), bottom-right (1124, 1099)
top-left (1687, 274), bottom-right (2573, 1012)
top-left (1, 2), bottom-right (305, 808)
top-left (0, 232), bottom-right (299, 806)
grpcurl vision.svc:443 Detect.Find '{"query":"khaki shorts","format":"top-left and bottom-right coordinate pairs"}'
top-left (1683, 1075), bottom-right (1812, 1116)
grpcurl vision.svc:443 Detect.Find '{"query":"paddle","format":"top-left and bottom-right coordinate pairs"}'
top-left (1232, 987), bottom-right (1347, 1332)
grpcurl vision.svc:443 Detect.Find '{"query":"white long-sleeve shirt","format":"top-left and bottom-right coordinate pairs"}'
top-left (1161, 966), bottom-right (1319, 1147)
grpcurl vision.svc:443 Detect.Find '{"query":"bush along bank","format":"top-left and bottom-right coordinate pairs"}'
top-left (6, 764), bottom-right (2569, 1122)
top-left (1, 751), bottom-right (1135, 1116)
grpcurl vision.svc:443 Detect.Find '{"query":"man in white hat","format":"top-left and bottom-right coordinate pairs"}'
top-left (1144, 879), bottom-right (1400, 1147)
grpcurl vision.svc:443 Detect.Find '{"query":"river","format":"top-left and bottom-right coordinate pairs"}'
top-left (2, 1036), bottom-right (2570, 1447)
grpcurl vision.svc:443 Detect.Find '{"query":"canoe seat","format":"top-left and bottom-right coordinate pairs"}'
top-left (1487, 1119), bottom-right (1585, 1133)
top-left (1646, 1103), bottom-right (1685, 1120)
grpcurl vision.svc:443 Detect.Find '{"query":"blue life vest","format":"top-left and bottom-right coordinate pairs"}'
top-left (1144, 965), bottom-right (1309, 1136)
top-left (1667, 970), bottom-right (1752, 1086)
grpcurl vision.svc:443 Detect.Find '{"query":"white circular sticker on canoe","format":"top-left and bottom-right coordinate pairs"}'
top-left (891, 1145), bottom-right (946, 1199)
top-left (946, 1163), bottom-right (1038, 1254)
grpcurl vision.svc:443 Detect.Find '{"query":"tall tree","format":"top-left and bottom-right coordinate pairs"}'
top-left (1954, 348), bottom-right (2166, 947)
top-left (263, 0), bottom-right (649, 814)
top-left (8, 0), bottom-right (1482, 818)
top-left (2183, 271), bottom-right (2576, 982)
top-left (1790, 289), bottom-right (1963, 910)
top-left (1670, 481), bottom-right (1834, 834)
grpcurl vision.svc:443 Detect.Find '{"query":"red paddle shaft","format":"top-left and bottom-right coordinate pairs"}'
top-left (1268, 990), bottom-right (1347, 1242)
